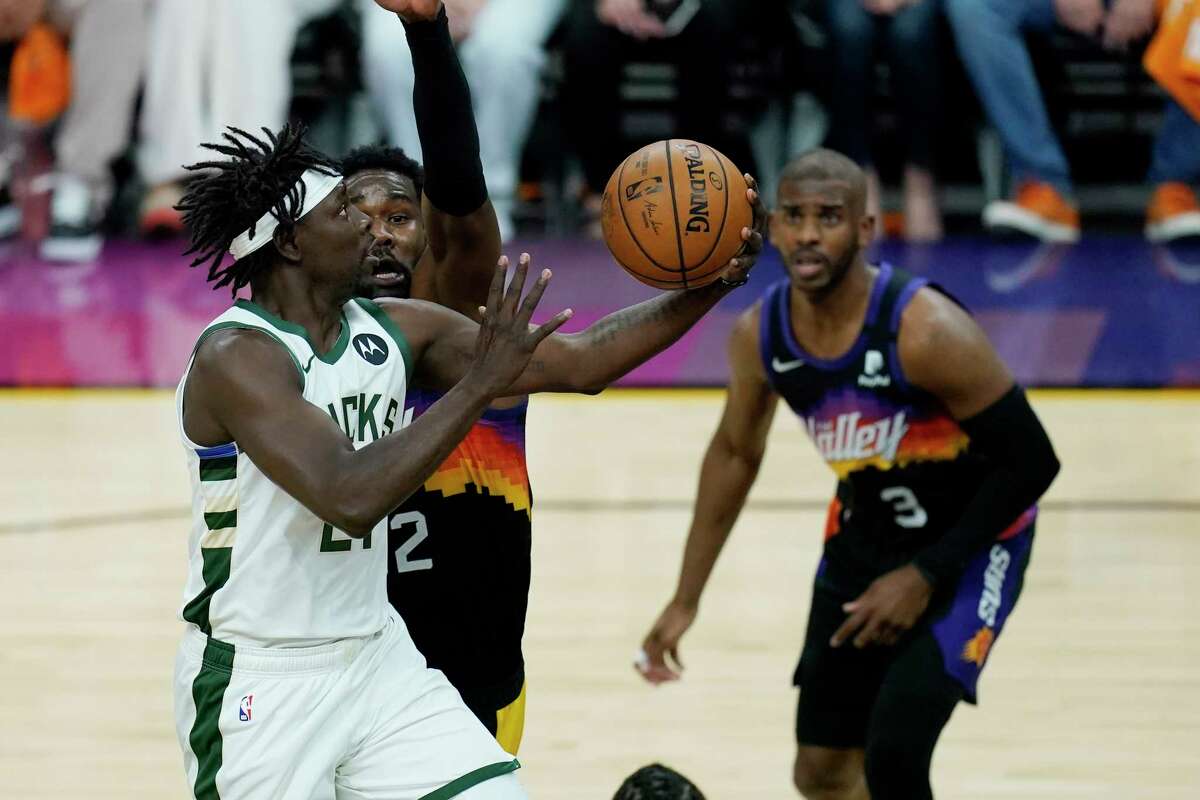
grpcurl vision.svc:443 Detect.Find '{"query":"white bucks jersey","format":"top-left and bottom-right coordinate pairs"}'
top-left (175, 298), bottom-right (413, 647)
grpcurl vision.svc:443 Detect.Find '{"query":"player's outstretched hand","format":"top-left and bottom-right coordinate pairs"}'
top-left (830, 564), bottom-right (933, 649)
top-left (636, 601), bottom-right (696, 685)
top-left (715, 174), bottom-right (768, 288)
top-left (374, 0), bottom-right (442, 23)
top-left (467, 253), bottom-right (573, 398)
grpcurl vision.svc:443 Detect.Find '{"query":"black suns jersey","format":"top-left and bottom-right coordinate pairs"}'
top-left (758, 263), bottom-right (1035, 593)
top-left (386, 389), bottom-right (531, 713)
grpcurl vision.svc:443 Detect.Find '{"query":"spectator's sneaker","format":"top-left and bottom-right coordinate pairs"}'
top-left (40, 174), bottom-right (103, 262)
top-left (1145, 182), bottom-right (1200, 243)
top-left (983, 181), bottom-right (1080, 243)
top-left (0, 184), bottom-right (20, 240)
top-left (139, 182), bottom-right (185, 237)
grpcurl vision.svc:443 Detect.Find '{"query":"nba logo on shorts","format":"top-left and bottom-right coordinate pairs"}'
top-left (238, 694), bottom-right (253, 722)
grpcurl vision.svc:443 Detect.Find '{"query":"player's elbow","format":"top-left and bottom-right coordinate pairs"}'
top-left (339, 518), bottom-right (378, 540)
top-left (731, 449), bottom-right (765, 480)
top-left (1017, 426), bottom-right (1061, 496)
top-left (709, 439), bottom-right (765, 482)
top-left (1033, 446), bottom-right (1061, 494)
top-left (713, 430), bottom-right (764, 469)
top-left (323, 498), bottom-right (382, 539)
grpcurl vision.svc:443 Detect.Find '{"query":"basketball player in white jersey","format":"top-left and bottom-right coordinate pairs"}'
top-left (170, 119), bottom-right (762, 796)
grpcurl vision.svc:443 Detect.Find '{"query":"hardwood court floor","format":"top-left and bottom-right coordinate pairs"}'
top-left (0, 389), bottom-right (1197, 798)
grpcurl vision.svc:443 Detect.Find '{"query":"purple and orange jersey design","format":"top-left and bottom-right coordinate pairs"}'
top-left (407, 389), bottom-right (531, 516)
top-left (760, 264), bottom-right (1035, 563)
top-left (796, 387), bottom-right (970, 481)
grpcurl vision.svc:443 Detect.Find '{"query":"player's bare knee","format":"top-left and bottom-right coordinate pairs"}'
top-left (793, 747), bottom-right (863, 799)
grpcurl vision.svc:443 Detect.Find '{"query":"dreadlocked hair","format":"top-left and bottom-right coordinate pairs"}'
top-left (177, 124), bottom-right (339, 294)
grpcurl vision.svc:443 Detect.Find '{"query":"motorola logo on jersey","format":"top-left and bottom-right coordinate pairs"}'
top-left (353, 333), bottom-right (389, 365)
top-left (857, 349), bottom-right (892, 388)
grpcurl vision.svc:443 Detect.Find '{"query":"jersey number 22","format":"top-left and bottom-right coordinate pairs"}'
top-left (391, 511), bottom-right (433, 573)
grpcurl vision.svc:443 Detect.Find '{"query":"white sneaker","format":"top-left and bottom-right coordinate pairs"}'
top-left (1145, 182), bottom-right (1200, 243)
top-left (40, 173), bottom-right (103, 262)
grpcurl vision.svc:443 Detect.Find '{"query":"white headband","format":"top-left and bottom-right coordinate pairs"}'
top-left (228, 169), bottom-right (343, 260)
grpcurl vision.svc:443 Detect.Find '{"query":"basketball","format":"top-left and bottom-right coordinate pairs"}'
top-left (600, 139), bottom-right (752, 290)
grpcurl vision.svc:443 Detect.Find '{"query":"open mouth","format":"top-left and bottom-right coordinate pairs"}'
top-left (365, 254), bottom-right (413, 296)
top-left (791, 253), bottom-right (830, 279)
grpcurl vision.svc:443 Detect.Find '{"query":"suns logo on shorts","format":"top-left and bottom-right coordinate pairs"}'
top-left (962, 627), bottom-right (994, 667)
top-left (238, 694), bottom-right (253, 722)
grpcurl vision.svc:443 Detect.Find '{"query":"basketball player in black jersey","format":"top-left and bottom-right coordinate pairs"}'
top-left (346, 0), bottom-right (766, 754)
top-left (342, 0), bottom-right (529, 750)
top-left (637, 149), bottom-right (1060, 799)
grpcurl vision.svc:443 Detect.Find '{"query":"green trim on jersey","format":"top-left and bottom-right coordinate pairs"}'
top-left (188, 637), bottom-right (235, 800)
top-left (234, 299), bottom-right (350, 365)
top-left (185, 450), bottom-right (237, 633)
top-left (194, 321), bottom-right (308, 389)
top-left (203, 510), bottom-right (237, 531)
top-left (199, 456), bottom-right (237, 482)
top-left (182, 547), bottom-right (232, 636)
top-left (419, 760), bottom-right (521, 800)
top-left (354, 297), bottom-right (415, 383)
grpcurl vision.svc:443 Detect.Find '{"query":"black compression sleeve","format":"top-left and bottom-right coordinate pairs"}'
top-left (401, 6), bottom-right (487, 216)
top-left (912, 386), bottom-right (1060, 587)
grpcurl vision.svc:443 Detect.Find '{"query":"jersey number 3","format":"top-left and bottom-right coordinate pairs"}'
top-left (880, 486), bottom-right (929, 529)
top-left (391, 511), bottom-right (433, 573)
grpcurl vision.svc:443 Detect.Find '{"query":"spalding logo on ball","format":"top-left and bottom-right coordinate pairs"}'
top-left (601, 139), bottom-right (752, 290)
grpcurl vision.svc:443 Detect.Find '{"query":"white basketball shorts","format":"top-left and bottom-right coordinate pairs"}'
top-left (173, 608), bottom-right (523, 799)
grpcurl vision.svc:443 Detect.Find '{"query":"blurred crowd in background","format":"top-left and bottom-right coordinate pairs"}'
top-left (2, 0), bottom-right (1199, 265)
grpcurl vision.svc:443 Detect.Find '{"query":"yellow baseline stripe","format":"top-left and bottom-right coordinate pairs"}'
top-left (0, 388), bottom-right (172, 400)
top-left (1, 386), bottom-right (1199, 403)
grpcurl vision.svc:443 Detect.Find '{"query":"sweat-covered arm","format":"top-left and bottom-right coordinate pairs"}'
top-left (185, 261), bottom-right (568, 539)
top-left (900, 289), bottom-right (1060, 588)
top-left (519, 277), bottom-right (740, 394)
top-left (184, 329), bottom-right (492, 538)
top-left (412, 257), bottom-right (741, 395)
top-left (635, 305), bottom-right (778, 683)
top-left (409, 173), bottom-right (767, 393)
top-left (671, 306), bottom-right (778, 608)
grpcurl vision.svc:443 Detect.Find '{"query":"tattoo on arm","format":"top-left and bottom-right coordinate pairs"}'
top-left (585, 290), bottom-right (707, 348)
